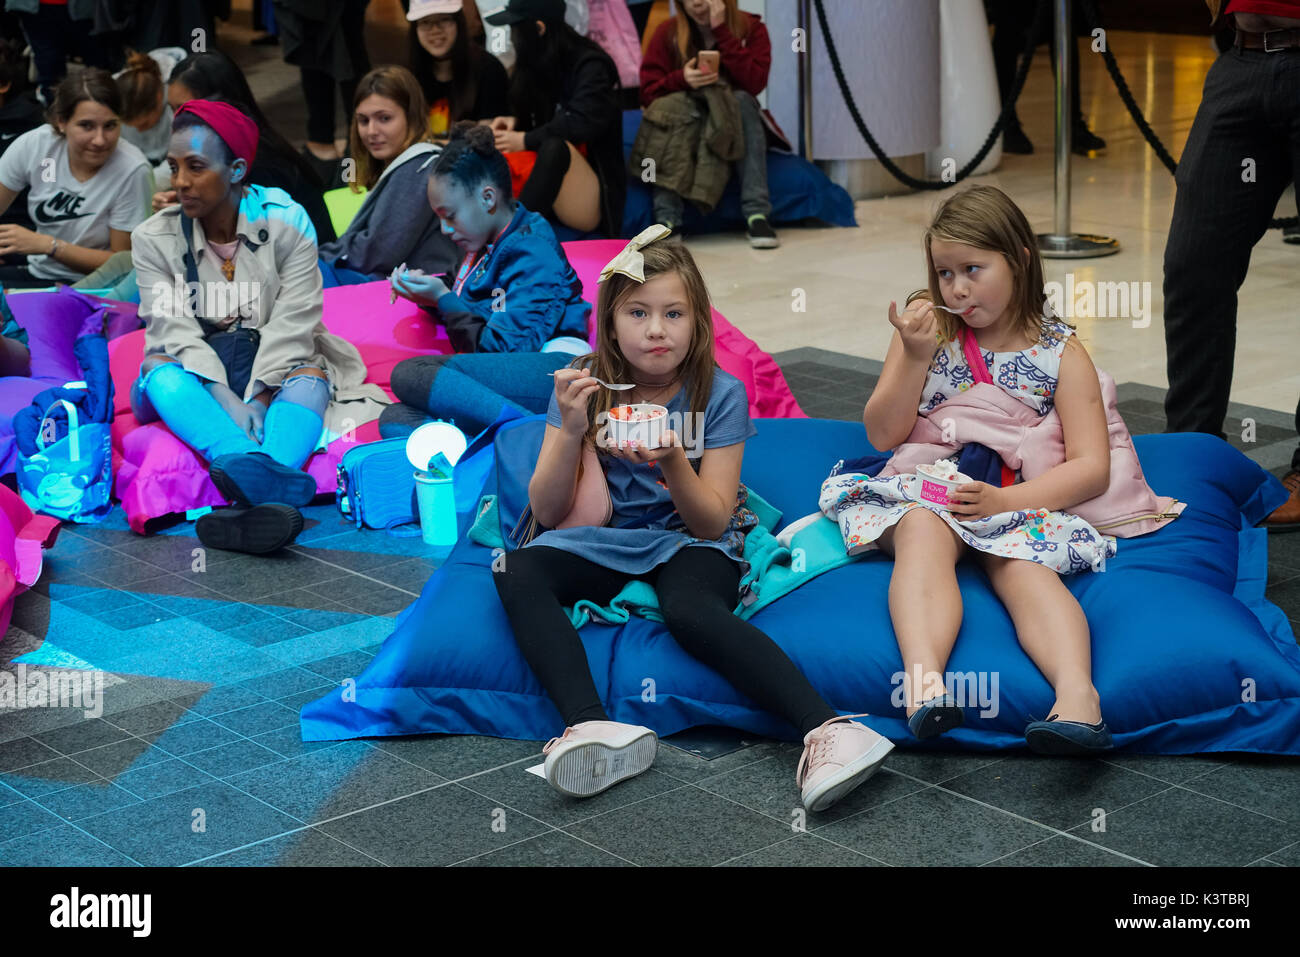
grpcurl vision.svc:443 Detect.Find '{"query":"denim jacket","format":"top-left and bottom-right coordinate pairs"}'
top-left (432, 203), bottom-right (591, 354)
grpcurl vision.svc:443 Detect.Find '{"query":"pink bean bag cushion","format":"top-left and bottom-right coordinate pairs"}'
top-left (109, 241), bottom-right (804, 532)
top-left (563, 240), bottom-right (806, 421)
top-left (0, 482), bottom-right (60, 637)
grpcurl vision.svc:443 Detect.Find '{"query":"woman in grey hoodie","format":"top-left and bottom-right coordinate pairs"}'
top-left (318, 66), bottom-right (460, 285)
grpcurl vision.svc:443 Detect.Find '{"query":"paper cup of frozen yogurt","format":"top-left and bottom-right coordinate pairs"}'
top-left (914, 460), bottom-right (970, 508)
top-left (607, 403), bottom-right (669, 449)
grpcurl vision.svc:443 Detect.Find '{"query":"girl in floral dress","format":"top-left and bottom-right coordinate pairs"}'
top-left (821, 185), bottom-right (1117, 755)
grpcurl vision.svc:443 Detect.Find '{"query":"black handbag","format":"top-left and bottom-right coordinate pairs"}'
top-left (182, 213), bottom-right (260, 397)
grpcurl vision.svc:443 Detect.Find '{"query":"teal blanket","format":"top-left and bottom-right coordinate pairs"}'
top-left (468, 490), bottom-right (853, 627)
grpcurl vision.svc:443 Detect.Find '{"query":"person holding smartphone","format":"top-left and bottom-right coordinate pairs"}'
top-left (639, 0), bottom-right (777, 248)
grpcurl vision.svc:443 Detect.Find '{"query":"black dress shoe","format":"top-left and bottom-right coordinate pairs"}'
top-left (196, 504), bottom-right (304, 555)
top-left (1002, 124), bottom-right (1033, 155)
top-left (1072, 126), bottom-right (1107, 154)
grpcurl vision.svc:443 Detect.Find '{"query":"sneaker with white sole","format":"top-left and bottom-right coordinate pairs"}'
top-left (746, 215), bottom-right (779, 248)
top-left (542, 721), bottom-right (658, 798)
top-left (797, 714), bottom-right (894, 812)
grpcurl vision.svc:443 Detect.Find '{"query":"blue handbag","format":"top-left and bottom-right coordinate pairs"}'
top-left (335, 437), bottom-right (420, 532)
top-left (17, 385), bottom-right (114, 523)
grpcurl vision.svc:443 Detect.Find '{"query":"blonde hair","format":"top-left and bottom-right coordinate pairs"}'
top-left (920, 184), bottom-right (1068, 345)
top-left (674, 0), bottom-right (751, 65)
top-left (348, 65), bottom-right (430, 192)
top-left (576, 240), bottom-right (717, 450)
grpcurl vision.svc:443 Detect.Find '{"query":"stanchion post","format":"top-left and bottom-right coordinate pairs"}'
top-left (1037, 0), bottom-right (1119, 258)
top-left (799, 0), bottom-right (814, 160)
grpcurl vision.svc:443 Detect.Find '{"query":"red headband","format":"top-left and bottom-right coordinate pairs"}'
top-left (173, 99), bottom-right (259, 169)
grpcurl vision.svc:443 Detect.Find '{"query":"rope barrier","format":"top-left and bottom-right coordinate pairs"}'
top-left (812, 0), bottom-right (1297, 229)
top-left (1076, 0), bottom-right (1296, 229)
top-left (810, 0), bottom-right (1048, 190)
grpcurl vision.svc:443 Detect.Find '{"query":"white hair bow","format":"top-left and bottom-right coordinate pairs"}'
top-left (597, 224), bottom-right (673, 283)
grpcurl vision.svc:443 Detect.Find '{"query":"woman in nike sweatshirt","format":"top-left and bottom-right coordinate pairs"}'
top-left (0, 69), bottom-right (152, 289)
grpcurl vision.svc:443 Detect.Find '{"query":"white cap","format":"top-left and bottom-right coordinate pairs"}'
top-left (407, 0), bottom-right (463, 21)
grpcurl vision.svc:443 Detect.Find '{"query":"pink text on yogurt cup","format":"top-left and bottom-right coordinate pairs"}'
top-left (914, 460), bottom-right (970, 508)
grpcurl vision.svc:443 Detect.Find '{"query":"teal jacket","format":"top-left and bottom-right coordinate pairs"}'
top-left (469, 487), bottom-right (855, 625)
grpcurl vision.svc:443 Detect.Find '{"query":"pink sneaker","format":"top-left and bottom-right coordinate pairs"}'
top-left (542, 721), bottom-right (658, 798)
top-left (797, 714), bottom-right (894, 812)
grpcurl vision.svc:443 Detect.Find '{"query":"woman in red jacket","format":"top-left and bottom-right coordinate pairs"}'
top-left (639, 0), bottom-right (777, 249)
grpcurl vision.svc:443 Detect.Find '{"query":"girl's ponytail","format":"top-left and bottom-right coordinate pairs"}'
top-left (116, 51), bottom-right (164, 125)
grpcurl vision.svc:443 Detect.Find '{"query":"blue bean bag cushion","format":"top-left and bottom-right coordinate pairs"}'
top-left (551, 111), bottom-right (857, 242)
top-left (301, 417), bottom-right (1300, 754)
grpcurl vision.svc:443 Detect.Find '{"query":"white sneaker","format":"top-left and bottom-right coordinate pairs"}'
top-left (542, 721), bottom-right (658, 798)
top-left (797, 714), bottom-right (894, 812)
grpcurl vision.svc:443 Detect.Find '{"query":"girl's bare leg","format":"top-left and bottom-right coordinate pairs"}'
top-left (977, 552), bottom-right (1102, 724)
top-left (552, 142), bottom-right (602, 233)
top-left (877, 507), bottom-right (966, 714)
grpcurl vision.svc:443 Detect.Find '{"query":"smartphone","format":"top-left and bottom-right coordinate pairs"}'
top-left (698, 50), bottom-right (719, 74)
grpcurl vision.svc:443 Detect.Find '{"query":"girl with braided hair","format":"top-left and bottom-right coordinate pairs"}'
top-left (382, 122), bottom-right (592, 438)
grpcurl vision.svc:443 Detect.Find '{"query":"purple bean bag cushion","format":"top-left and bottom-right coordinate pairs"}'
top-left (0, 288), bottom-right (140, 474)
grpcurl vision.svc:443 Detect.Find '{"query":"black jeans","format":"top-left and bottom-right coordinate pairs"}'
top-left (0, 262), bottom-right (50, 289)
top-left (20, 5), bottom-right (108, 99)
top-left (300, 0), bottom-right (371, 142)
top-left (493, 544), bottom-right (838, 736)
top-left (1161, 47), bottom-right (1300, 465)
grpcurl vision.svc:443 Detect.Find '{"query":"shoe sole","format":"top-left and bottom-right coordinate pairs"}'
top-left (210, 457), bottom-right (317, 507)
top-left (545, 732), bottom-right (658, 798)
top-left (196, 505), bottom-right (303, 555)
top-left (910, 705), bottom-right (964, 740)
top-left (748, 237), bottom-right (780, 249)
top-left (802, 736), bottom-right (894, 813)
top-left (1024, 726), bottom-right (1111, 756)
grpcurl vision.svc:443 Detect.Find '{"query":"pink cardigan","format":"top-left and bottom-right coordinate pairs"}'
top-left (880, 369), bottom-right (1184, 537)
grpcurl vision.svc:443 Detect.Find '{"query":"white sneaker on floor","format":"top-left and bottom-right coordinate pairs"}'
top-left (797, 714), bottom-right (894, 812)
top-left (542, 721), bottom-right (658, 798)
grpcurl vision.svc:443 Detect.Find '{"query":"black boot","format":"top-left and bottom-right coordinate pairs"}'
top-left (1072, 125), bottom-right (1107, 154)
top-left (196, 504), bottom-right (304, 555)
top-left (1002, 123), bottom-right (1033, 155)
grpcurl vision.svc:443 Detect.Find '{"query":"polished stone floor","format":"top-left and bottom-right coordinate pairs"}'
top-left (1, 6), bottom-right (1297, 868)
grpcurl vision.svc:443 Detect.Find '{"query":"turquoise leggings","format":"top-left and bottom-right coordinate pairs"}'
top-left (131, 359), bottom-right (329, 468)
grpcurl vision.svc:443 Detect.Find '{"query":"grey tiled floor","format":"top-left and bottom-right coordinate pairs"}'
top-left (1, 351), bottom-right (1298, 867)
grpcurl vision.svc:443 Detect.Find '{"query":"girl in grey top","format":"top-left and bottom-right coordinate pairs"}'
top-left (318, 66), bottom-right (459, 283)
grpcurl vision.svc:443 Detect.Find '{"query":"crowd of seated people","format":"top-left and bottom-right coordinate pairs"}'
top-left (0, 0), bottom-right (781, 468)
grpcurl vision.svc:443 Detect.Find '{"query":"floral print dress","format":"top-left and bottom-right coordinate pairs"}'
top-left (819, 319), bottom-right (1115, 575)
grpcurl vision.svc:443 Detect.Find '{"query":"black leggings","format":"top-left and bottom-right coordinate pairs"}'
top-left (517, 136), bottom-right (572, 223)
top-left (493, 544), bottom-right (837, 736)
